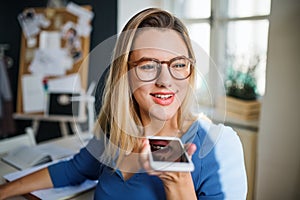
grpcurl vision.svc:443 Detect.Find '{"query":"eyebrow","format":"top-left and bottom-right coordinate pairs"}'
top-left (129, 55), bottom-right (188, 63)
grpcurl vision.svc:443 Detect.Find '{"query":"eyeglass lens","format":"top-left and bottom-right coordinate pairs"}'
top-left (135, 57), bottom-right (192, 81)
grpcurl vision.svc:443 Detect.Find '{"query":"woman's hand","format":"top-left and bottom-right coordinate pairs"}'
top-left (139, 139), bottom-right (197, 200)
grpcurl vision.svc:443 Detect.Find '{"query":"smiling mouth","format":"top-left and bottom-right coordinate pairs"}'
top-left (150, 93), bottom-right (174, 99)
top-left (151, 144), bottom-right (167, 151)
top-left (150, 92), bottom-right (175, 106)
top-left (149, 140), bottom-right (170, 152)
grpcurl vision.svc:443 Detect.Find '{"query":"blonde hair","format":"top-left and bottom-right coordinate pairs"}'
top-left (95, 8), bottom-right (198, 167)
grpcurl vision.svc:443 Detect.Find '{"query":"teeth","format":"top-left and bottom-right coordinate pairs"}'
top-left (151, 144), bottom-right (167, 151)
top-left (154, 94), bottom-right (173, 99)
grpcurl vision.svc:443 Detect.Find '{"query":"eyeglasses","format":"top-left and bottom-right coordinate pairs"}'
top-left (128, 56), bottom-right (194, 82)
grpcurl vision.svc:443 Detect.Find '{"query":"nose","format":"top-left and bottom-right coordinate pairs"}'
top-left (155, 64), bottom-right (172, 87)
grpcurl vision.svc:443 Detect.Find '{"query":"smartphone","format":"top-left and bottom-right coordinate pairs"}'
top-left (147, 136), bottom-right (194, 172)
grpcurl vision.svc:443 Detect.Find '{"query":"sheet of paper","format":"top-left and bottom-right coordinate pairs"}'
top-left (76, 19), bottom-right (92, 37)
top-left (47, 73), bottom-right (82, 93)
top-left (66, 2), bottom-right (94, 37)
top-left (39, 31), bottom-right (61, 49)
top-left (21, 74), bottom-right (45, 113)
top-left (18, 9), bottom-right (41, 39)
top-left (32, 179), bottom-right (97, 200)
top-left (66, 2), bottom-right (94, 21)
top-left (29, 48), bottom-right (73, 76)
top-left (2, 143), bottom-right (77, 170)
top-left (3, 158), bottom-right (97, 200)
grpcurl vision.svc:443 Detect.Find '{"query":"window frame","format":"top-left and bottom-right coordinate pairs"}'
top-left (165, 0), bottom-right (271, 104)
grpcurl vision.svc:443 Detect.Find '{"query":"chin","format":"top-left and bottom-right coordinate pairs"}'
top-left (145, 104), bottom-right (179, 122)
top-left (150, 111), bottom-right (177, 121)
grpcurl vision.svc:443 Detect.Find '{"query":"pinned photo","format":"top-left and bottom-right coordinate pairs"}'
top-left (18, 8), bottom-right (50, 47)
top-left (61, 22), bottom-right (82, 62)
top-left (18, 9), bottom-right (50, 34)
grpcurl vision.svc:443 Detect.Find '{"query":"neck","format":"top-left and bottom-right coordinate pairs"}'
top-left (143, 115), bottom-right (181, 137)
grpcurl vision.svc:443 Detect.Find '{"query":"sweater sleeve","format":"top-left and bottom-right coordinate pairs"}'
top-left (197, 124), bottom-right (248, 199)
top-left (48, 138), bottom-right (104, 187)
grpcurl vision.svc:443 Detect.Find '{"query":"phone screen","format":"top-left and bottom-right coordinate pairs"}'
top-left (149, 139), bottom-right (189, 163)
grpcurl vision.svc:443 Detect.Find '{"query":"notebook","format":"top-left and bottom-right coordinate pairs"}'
top-left (2, 143), bottom-right (76, 170)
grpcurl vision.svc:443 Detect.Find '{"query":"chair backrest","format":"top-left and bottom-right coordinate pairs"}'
top-left (0, 127), bottom-right (36, 154)
top-left (94, 66), bottom-right (110, 116)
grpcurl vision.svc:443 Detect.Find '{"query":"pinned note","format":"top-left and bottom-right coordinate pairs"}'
top-left (22, 75), bottom-right (45, 113)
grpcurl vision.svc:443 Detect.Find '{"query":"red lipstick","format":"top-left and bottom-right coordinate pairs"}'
top-left (150, 92), bottom-right (175, 106)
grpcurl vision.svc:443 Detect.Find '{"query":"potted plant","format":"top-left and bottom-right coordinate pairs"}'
top-left (225, 54), bottom-right (261, 101)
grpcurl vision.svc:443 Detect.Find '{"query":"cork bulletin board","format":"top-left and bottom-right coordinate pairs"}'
top-left (16, 5), bottom-right (92, 114)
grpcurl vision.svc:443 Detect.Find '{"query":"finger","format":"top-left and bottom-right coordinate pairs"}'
top-left (184, 143), bottom-right (197, 157)
top-left (139, 139), bottom-right (152, 171)
top-left (140, 138), bottom-right (150, 158)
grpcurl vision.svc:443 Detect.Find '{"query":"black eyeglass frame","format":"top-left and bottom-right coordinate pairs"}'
top-left (128, 56), bottom-right (195, 82)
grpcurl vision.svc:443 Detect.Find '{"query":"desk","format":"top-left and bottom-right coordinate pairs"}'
top-left (13, 113), bottom-right (87, 137)
top-left (0, 134), bottom-right (94, 200)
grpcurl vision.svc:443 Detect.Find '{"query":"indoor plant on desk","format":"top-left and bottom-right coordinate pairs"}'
top-left (222, 54), bottom-right (262, 120)
top-left (225, 55), bottom-right (261, 100)
top-left (225, 54), bottom-right (261, 100)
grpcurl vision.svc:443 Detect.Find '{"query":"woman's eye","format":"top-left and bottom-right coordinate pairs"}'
top-left (172, 63), bottom-right (186, 69)
top-left (139, 64), bottom-right (156, 70)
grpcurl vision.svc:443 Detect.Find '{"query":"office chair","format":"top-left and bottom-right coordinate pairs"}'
top-left (94, 67), bottom-right (110, 116)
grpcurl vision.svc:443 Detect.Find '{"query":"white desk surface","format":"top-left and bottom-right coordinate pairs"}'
top-left (0, 134), bottom-right (94, 200)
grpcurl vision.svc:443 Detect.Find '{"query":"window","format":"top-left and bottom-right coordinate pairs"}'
top-left (166, 0), bottom-right (271, 102)
top-left (225, 0), bottom-right (271, 96)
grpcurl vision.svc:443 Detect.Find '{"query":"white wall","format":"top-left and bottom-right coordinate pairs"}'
top-left (117, 0), bottom-right (162, 32)
top-left (255, 0), bottom-right (300, 199)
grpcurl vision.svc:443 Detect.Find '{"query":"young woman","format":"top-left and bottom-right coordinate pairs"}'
top-left (0, 8), bottom-right (247, 200)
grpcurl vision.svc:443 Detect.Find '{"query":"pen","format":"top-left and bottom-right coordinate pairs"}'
top-left (42, 77), bottom-right (48, 92)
